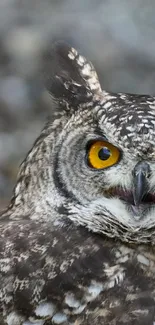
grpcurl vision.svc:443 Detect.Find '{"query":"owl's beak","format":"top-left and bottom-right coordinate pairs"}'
top-left (132, 162), bottom-right (151, 206)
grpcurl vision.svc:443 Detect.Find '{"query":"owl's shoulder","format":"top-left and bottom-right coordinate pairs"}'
top-left (0, 210), bottom-right (155, 324)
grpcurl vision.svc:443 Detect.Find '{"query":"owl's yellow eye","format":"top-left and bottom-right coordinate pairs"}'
top-left (88, 140), bottom-right (120, 169)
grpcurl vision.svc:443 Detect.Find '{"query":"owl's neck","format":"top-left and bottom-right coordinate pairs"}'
top-left (66, 198), bottom-right (155, 245)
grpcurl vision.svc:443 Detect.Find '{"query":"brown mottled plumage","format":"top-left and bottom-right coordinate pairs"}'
top-left (1, 42), bottom-right (155, 325)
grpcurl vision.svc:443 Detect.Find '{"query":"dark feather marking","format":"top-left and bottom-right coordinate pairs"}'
top-left (52, 148), bottom-right (80, 203)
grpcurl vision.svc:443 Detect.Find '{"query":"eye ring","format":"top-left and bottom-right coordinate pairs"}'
top-left (87, 139), bottom-right (121, 169)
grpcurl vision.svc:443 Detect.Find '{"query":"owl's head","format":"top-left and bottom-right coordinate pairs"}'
top-left (12, 42), bottom-right (155, 244)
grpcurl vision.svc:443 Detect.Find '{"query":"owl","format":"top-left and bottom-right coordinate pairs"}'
top-left (1, 41), bottom-right (155, 325)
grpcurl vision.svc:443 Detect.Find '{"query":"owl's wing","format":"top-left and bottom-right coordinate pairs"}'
top-left (0, 214), bottom-right (155, 325)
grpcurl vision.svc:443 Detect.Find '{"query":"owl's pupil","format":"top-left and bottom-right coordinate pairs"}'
top-left (98, 147), bottom-right (111, 160)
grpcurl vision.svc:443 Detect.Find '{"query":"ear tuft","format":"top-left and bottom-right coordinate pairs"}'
top-left (43, 41), bottom-right (102, 111)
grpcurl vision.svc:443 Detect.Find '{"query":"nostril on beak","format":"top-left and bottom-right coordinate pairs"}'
top-left (132, 162), bottom-right (151, 206)
top-left (133, 161), bottom-right (151, 179)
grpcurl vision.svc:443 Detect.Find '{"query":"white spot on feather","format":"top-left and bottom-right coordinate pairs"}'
top-left (60, 259), bottom-right (74, 272)
top-left (52, 313), bottom-right (67, 324)
top-left (71, 47), bottom-right (77, 55)
top-left (73, 304), bottom-right (86, 314)
top-left (117, 254), bottom-right (129, 263)
top-left (88, 281), bottom-right (103, 296)
top-left (7, 312), bottom-right (25, 325)
top-left (77, 55), bottom-right (85, 65)
top-left (65, 293), bottom-right (81, 308)
top-left (68, 52), bottom-right (75, 60)
top-left (137, 254), bottom-right (150, 266)
top-left (104, 102), bottom-right (111, 109)
top-left (68, 48), bottom-right (77, 60)
top-left (85, 281), bottom-right (103, 302)
top-left (82, 63), bottom-right (91, 76)
top-left (0, 258), bottom-right (11, 272)
top-left (35, 302), bottom-right (55, 317)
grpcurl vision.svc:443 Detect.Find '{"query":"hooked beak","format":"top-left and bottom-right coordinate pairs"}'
top-left (133, 162), bottom-right (151, 206)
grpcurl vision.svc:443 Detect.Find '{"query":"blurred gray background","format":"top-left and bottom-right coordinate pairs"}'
top-left (1, 0), bottom-right (155, 209)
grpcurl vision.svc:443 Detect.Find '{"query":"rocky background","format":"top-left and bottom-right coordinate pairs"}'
top-left (1, 0), bottom-right (155, 210)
